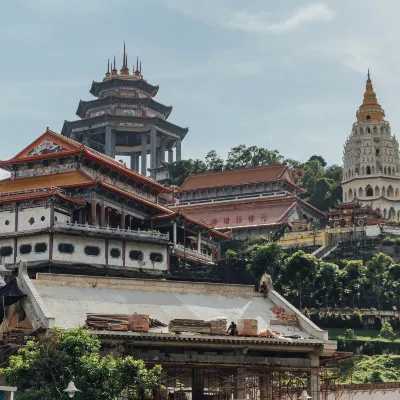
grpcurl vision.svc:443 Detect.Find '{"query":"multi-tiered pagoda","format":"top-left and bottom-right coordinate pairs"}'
top-left (62, 44), bottom-right (188, 179)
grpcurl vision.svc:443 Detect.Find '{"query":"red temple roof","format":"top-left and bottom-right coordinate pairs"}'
top-left (180, 164), bottom-right (296, 191)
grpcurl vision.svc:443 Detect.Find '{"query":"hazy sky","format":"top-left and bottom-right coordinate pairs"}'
top-left (0, 0), bottom-right (399, 171)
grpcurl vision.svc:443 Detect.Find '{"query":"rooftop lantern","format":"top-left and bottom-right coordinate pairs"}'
top-left (64, 381), bottom-right (80, 398)
top-left (298, 390), bottom-right (312, 400)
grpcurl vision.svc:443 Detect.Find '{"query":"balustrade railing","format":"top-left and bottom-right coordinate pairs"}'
top-left (54, 221), bottom-right (170, 241)
top-left (0, 186), bottom-right (66, 197)
top-left (173, 243), bottom-right (213, 262)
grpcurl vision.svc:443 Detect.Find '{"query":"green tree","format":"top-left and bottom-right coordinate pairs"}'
top-left (4, 328), bottom-right (161, 400)
top-left (366, 253), bottom-right (393, 309)
top-left (225, 145), bottom-right (283, 170)
top-left (205, 150), bottom-right (224, 172)
top-left (313, 261), bottom-right (341, 307)
top-left (283, 251), bottom-right (319, 308)
top-left (308, 155), bottom-right (327, 167)
top-left (245, 242), bottom-right (283, 283)
top-left (168, 159), bottom-right (207, 186)
top-left (341, 260), bottom-right (367, 308)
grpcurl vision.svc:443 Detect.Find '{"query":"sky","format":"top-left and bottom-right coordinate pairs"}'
top-left (0, 0), bottom-right (399, 174)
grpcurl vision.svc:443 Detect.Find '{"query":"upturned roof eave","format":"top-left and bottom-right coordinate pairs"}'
top-left (89, 78), bottom-right (159, 97)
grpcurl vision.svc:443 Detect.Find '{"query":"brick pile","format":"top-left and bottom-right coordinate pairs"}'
top-left (237, 319), bottom-right (258, 336)
top-left (270, 306), bottom-right (297, 322)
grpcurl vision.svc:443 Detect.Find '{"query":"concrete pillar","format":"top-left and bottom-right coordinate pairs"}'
top-left (235, 368), bottom-right (246, 400)
top-left (104, 126), bottom-right (116, 158)
top-left (135, 154), bottom-right (140, 172)
top-left (130, 153), bottom-right (140, 172)
top-left (197, 231), bottom-right (201, 253)
top-left (141, 133), bottom-right (147, 176)
top-left (168, 149), bottom-right (174, 164)
top-left (100, 204), bottom-right (106, 227)
top-left (156, 147), bottom-right (161, 166)
top-left (83, 134), bottom-right (90, 146)
top-left (309, 354), bottom-right (320, 400)
top-left (191, 368), bottom-right (204, 400)
top-left (120, 211), bottom-right (126, 230)
top-left (160, 137), bottom-right (166, 162)
top-left (176, 138), bottom-right (182, 161)
top-left (173, 221), bottom-right (177, 245)
top-left (150, 127), bottom-right (157, 173)
top-left (90, 200), bottom-right (97, 225)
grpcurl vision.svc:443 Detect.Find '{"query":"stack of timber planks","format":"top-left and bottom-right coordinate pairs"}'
top-left (169, 319), bottom-right (211, 334)
top-left (209, 318), bottom-right (227, 335)
top-left (86, 314), bottom-right (166, 332)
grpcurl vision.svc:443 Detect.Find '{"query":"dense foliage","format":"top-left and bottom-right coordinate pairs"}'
top-left (167, 145), bottom-right (342, 211)
top-left (340, 355), bottom-right (400, 383)
top-left (4, 328), bottom-right (161, 400)
top-left (227, 242), bottom-right (400, 310)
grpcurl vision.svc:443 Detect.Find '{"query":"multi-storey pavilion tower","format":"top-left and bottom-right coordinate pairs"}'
top-left (342, 71), bottom-right (400, 220)
top-left (62, 44), bottom-right (188, 178)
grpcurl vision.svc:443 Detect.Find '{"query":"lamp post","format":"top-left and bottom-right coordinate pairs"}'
top-left (64, 381), bottom-right (80, 398)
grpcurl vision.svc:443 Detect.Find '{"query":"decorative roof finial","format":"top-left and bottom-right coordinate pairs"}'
top-left (136, 56), bottom-right (139, 71)
top-left (367, 68), bottom-right (370, 80)
top-left (120, 42), bottom-right (130, 74)
top-left (111, 55), bottom-right (118, 76)
top-left (105, 58), bottom-right (111, 78)
top-left (140, 60), bottom-right (142, 73)
top-left (123, 41), bottom-right (126, 66)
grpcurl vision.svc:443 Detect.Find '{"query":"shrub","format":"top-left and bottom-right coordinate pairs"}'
top-left (344, 328), bottom-right (356, 339)
top-left (378, 322), bottom-right (396, 340)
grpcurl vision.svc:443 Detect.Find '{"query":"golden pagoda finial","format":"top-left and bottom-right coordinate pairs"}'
top-left (123, 41), bottom-right (126, 66)
top-left (356, 70), bottom-right (385, 122)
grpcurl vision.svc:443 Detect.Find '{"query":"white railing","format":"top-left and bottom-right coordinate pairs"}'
top-left (0, 186), bottom-right (66, 197)
top-left (174, 243), bottom-right (213, 262)
top-left (54, 221), bottom-right (170, 241)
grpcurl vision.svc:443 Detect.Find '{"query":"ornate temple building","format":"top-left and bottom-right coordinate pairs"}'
top-left (170, 164), bottom-right (325, 240)
top-left (61, 44), bottom-right (187, 179)
top-left (0, 129), bottom-right (227, 272)
top-left (342, 71), bottom-right (400, 220)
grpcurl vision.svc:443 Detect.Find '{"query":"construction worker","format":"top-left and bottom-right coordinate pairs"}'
top-left (260, 281), bottom-right (267, 298)
top-left (227, 321), bottom-right (237, 336)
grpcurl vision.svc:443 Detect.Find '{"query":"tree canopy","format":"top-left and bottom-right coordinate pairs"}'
top-left (4, 328), bottom-right (161, 400)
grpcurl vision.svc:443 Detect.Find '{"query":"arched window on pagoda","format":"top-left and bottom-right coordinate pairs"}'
top-left (355, 168), bottom-right (359, 175)
top-left (358, 187), bottom-right (364, 198)
top-left (344, 193), bottom-right (348, 202)
top-left (380, 126), bottom-right (384, 134)
top-left (397, 210), bottom-right (400, 221)
top-left (384, 166), bottom-right (387, 174)
top-left (382, 186), bottom-right (386, 197)
top-left (388, 166), bottom-right (392, 175)
top-left (366, 127), bottom-right (371, 134)
top-left (383, 209), bottom-right (387, 218)
top-left (366, 165), bottom-right (371, 175)
top-left (348, 188), bottom-right (353, 200)
top-left (366, 186), bottom-right (373, 197)
top-left (366, 115), bottom-right (371, 120)
top-left (389, 207), bottom-right (396, 221)
top-left (375, 186), bottom-right (380, 196)
top-left (396, 188), bottom-right (399, 198)
top-left (388, 185), bottom-right (394, 197)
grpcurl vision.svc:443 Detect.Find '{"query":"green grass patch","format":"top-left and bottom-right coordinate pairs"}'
top-left (328, 328), bottom-right (400, 342)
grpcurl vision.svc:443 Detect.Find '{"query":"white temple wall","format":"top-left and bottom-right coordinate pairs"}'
top-left (327, 389), bottom-right (400, 400)
top-left (0, 238), bottom-right (15, 264)
top-left (54, 210), bottom-right (71, 224)
top-left (108, 239), bottom-right (123, 267)
top-left (0, 210), bottom-right (15, 233)
top-left (15, 234), bottom-right (50, 263)
top-left (125, 241), bottom-right (168, 271)
top-left (18, 207), bottom-right (51, 231)
top-left (53, 235), bottom-right (106, 265)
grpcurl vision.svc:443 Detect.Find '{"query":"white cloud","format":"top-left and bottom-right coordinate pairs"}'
top-left (267, 3), bottom-right (336, 33)
top-left (164, 1), bottom-right (336, 34)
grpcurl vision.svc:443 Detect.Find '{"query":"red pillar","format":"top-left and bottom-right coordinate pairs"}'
top-left (90, 200), bottom-right (97, 225)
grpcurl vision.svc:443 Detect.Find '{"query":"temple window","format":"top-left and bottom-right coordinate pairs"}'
top-left (84, 246), bottom-right (101, 256)
top-left (376, 149), bottom-right (379, 155)
top-left (375, 186), bottom-right (380, 196)
top-left (110, 248), bottom-right (121, 258)
top-left (150, 252), bottom-right (163, 263)
top-left (366, 166), bottom-right (371, 175)
top-left (20, 244), bottom-right (32, 255)
top-left (5, 220), bottom-right (9, 225)
top-left (366, 186), bottom-right (373, 197)
top-left (129, 250), bottom-right (143, 261)
top-left (58, 243), bottom-right (74, 254)
top-left (0, 246), bottom-right (13, 257)
top-left (366, 115), bottom-right (371, 120)
top-left (34, 243), bottom-right (48, 253)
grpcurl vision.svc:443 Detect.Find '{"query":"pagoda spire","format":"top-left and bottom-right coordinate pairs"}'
top-left (105, 58), bottom-right (111, 78)
top-left (120, 42), bottom-right (130, 75)
top-left (111, 55), bottom-right (118, 76)
top-left (356, 69), bottom-right (385, 122)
